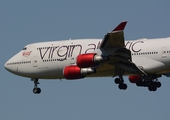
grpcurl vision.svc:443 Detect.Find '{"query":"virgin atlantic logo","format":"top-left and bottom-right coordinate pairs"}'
top-left (23, 51), bottom-right (32, 57)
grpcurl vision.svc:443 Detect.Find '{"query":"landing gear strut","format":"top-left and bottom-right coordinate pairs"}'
top-left (114, 71), bottom-right (127, 90)
top-left (32, 78), bottom-right (41, 94)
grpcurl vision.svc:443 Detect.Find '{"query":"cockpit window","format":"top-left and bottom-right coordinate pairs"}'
top-left (23, 47), bottom-right (27, 50)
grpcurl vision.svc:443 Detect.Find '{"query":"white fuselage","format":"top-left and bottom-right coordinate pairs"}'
top-left (4, 37), bottom-right (170, 79)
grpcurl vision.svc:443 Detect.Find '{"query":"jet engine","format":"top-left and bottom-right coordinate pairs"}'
top-left (64, 65), bottom-right (95, 79)
top-left (77, 53), bottom-right (108, 68)
top-left (129, 75), bottom-right (142, 83)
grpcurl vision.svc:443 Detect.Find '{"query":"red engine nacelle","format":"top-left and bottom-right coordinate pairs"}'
top-left (77, 53), bottom-right (108, 68)
top-left (63, 65), bottom-right (95, 80)
top-left (129, 75), bottom-right (142, 83)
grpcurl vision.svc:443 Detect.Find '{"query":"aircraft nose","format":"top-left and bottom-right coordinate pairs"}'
top-left (4, 62), bottom-right (8, 70)
top-left (4, 54), bottom-right (19, 74)
top-left (4, 59), bottom-right (16, 73)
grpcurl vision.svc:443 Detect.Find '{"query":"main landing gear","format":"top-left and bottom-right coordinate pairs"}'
top-left (114, 78), bottom-right (127, 90)
top-left (136, 79), bottom-right (161, 91)
top-left (32, 78), bottom-right (41, 94)
top-left (114, 74), bottom-right (162, 92)
top-left (114, 71), bottom-right (127, 90)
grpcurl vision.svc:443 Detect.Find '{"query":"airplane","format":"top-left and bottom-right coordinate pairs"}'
top-left (4, 21), bottom-right (170, 94)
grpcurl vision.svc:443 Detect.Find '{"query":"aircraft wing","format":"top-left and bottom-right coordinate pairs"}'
top-left (100, 21), bottom-right (127, 49)
top-left (97, 22), bottom-right (147, 77)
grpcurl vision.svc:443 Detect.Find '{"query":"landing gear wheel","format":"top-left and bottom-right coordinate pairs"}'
top-left (118, 83), bottom-right (127, 90)
top-left (32, 78), bottom-right (41, 94)
top-left (156, 82), bottom-right (161, 88)
top-left (148, 86), bottom-right (157, 91)
top-left (152, 86), bottom-right (157, 91)
top-left (148, 83), bottom-right (157, 91)
top-left (123, 84), bottom-right (127, 90)
top-left (114, 78), bottom-right (124, 84)
top-left (136, 81), bottom-right (142, 86)
top-left (33, 88), bottom-right (41, 94)
top-left (115, 78), bottom-right (120, 84)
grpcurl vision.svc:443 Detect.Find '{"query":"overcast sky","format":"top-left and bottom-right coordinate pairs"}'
top-left (1, 0), bottom-right (170, 120)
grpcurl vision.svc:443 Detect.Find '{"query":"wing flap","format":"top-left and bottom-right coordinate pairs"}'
top-left (109, 48), bottom-right (147, 76)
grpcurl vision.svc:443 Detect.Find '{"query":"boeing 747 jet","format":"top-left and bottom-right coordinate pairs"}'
top-left (4, 21), bottom-right (170, 94)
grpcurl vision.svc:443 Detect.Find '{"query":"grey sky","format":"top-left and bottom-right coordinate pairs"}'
top-left (1, 1), bottom-right (170, 119)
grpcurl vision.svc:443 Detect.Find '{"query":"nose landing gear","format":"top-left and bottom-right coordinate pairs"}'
top-left (32, 78), bottom-right (41, 94)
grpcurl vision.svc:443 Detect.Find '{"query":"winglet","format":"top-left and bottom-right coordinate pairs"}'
top-left (112, 21), bottom-right (127, 32)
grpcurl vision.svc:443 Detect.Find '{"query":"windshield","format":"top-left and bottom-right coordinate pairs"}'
top-left (23, 47), bottom-right (27, 50)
